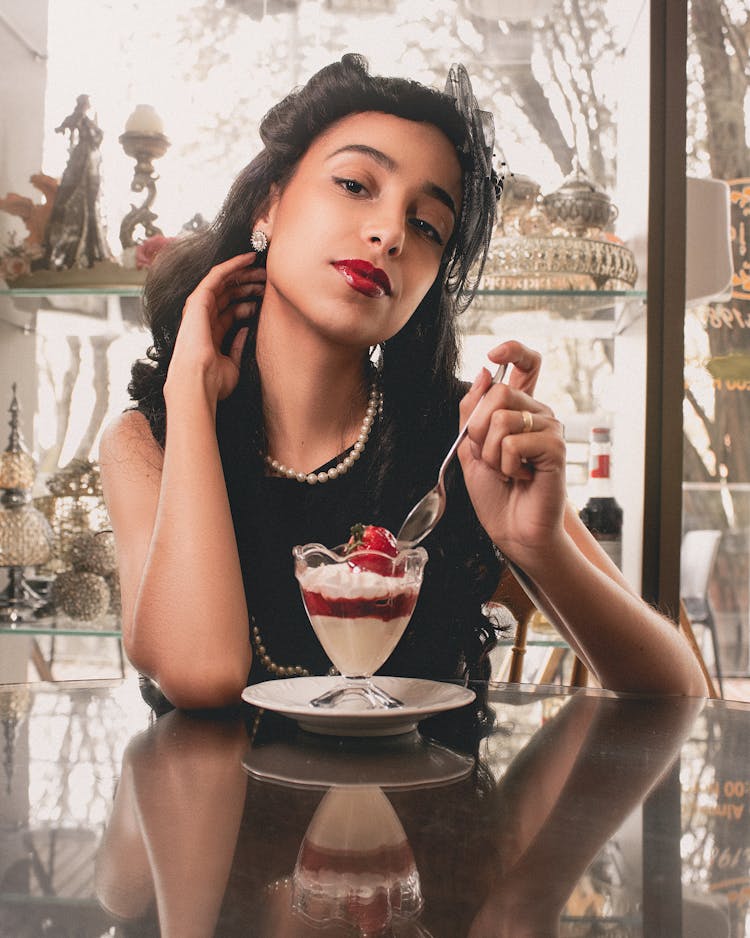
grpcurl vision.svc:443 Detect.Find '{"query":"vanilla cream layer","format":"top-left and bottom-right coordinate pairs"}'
top-left (306, 787), bottom-right (404, 850)
top-left (309, 615), bottom-right (410, 677)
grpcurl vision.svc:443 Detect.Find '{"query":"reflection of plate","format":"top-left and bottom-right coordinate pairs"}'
top-left (241, 676), bottom-right (476, 737)
top-left (242, 731), bottom-right (475, 790)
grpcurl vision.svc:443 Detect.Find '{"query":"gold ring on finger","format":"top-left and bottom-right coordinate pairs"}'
top-left (520, 410), bottom-right (534, 433)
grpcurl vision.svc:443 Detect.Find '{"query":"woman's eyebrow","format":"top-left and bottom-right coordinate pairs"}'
top-left (327, 143), bottom-right (457, 218)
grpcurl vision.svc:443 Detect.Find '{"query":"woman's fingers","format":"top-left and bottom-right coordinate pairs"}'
top-left (223, 277), bottom-right (265, 306)
top-left (462, 379), bottom-right (550, 438)
top-left (486, 340), bottom-right (542, 394)
top-left (483, 412), bottom-right (565, 480)
top-left (228, 326), bottom-right (250, 372)
top-left (200, 251), bottom-right (259, 290)
top-left (461, 378), bottom-right (563, 480)
top-left (183, 253), bottom-right (264, 319)
top-left (213, 264), bottom-right (266, 312)
top-left (459, 367), bottom-right (494, 426)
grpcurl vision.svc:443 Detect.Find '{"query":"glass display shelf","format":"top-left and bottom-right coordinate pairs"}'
top-left (0, 284), bottom-right (143, 297)
top-left (1, 284), bottom-right (645, 301)
top-left (0, 614), bottom-right (121, 638)
top-left (472, 287), bottom-right (646, 318)
top-left (477, 288), bottom-right (645, 300)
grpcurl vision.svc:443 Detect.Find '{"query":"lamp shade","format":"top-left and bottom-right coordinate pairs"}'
top-left (685, 177), bottom-right (733, 307)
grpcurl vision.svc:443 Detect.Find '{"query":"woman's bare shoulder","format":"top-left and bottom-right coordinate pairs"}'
top-left (99, 410), bottom-right (164, 481)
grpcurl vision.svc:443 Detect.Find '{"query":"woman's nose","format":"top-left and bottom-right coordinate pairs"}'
top-left (364, 214), bottom-right (405, 257)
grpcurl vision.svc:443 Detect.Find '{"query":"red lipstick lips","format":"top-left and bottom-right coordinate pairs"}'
top-left (333, 260), bottom-right (391, 298)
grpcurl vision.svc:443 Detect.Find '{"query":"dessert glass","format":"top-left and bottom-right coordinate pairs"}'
top-left (292, 785), bottom-right (423, 931)
top-left (292, 541), bottom-right (428, 709)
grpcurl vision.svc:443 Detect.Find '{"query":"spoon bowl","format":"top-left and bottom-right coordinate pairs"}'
top-left (396, 490), bottom-right (444, 550)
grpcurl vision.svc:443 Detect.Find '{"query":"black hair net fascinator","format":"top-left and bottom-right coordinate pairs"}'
top-left (443, 64), bottom-right (504, 314)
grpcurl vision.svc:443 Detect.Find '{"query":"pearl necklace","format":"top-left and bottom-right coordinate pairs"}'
top-left (263, 380), bottom-right (382, 484)
top-left (251, 616), bottom-right (310, 677)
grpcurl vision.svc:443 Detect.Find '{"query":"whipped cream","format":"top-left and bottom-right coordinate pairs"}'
top-left (298, 563), bottom-right (415, 598)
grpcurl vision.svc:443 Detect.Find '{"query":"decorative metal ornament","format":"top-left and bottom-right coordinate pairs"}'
top-left (67, 530), bottom-right (117, 576)
top-left (541, 160), bottom-right (618, 237)
top-left (119, 118), bottom-right (171, 250)
top-left (45, 457), bottom-right (103, 498)
top-left (482, 159), bottom-right (637, 305)
top-left (34, 459), bottom-right (110, 575)
top-left (499, 174), bottom-right (542, 220)
top-left (44, 94), bottom-right (113, 271)
top-left (52, 570), bottom-right (110, 621)
top-left (0, 386), bottom-right (54, 623)
top-left (0, 503), bottom-right (54, 567)
top-left (483, 234), bottom-right (637, 294)
top-left (0, 390), bottom-right (35, 490)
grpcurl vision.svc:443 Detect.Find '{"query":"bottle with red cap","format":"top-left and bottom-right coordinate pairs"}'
top-left (579, 427), bottom-right (623, 569)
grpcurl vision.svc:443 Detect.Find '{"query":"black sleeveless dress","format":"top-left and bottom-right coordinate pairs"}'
top-left (218, 388), bottom-right (504, 687)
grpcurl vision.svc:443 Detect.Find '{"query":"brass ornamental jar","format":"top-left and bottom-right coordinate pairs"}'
top-left (542, 162), bottom-right (618, 237)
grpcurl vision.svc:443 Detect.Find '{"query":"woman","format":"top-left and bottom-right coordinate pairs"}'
top-left (100, 54), bottom-right (706, 709)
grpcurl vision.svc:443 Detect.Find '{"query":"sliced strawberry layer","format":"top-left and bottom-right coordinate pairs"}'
top-left (297, 840), bottom-right (414, 875)
top-left (302, 590), bottom-right (418, 622)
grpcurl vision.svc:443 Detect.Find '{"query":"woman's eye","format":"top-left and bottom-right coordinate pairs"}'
top-left (410, 217), bottom-right (444, 247)
top-left (335, 177), bottom-right (367, 195)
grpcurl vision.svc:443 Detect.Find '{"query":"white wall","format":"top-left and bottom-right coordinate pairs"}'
top-left (0, 1), bottom-right (49, 448)
top-left (0, 1), bottom-right (49, 679)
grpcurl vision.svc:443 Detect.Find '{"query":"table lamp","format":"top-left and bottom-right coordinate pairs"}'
top-left (119, 104), bottom-right (170, 249)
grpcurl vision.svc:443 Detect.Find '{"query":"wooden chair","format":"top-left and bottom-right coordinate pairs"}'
top-left (680, 529), bottom-right (723, 697)
top-left (679, 599), bottom-right (720, 699)
top-left (493, 562), bottom-right (720, 697)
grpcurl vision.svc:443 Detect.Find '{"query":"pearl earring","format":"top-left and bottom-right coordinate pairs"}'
top-left (250, 229), bottom-right (269, 253)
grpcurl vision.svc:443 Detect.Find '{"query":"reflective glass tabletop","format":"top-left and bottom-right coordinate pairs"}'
top-left (0, 679), bottom-right (746, 937)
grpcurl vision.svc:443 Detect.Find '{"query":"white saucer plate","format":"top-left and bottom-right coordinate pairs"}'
top-left (242, 734), bottom-right (475, 790)
top-left (241, 676), bottom-right (476, 737)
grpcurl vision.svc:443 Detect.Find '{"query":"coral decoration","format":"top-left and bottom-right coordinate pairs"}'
top-left (135, 234), bottom-right (175, 269)
top-left (0, 174), bottom-right (59, 283)
top-left (0, 173), bottom-right (58, 248)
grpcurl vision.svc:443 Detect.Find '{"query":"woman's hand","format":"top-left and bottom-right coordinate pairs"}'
top-left (165, 252), bottom-right (265, 404)
top-left (457, 341), bottom-right (567, 566)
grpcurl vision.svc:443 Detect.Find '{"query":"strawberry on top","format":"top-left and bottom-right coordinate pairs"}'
top-left (344, 523), bottom-right (400, 576)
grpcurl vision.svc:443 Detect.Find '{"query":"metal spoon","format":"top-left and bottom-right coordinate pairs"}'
top-left (396, 363), bottom-right (508, 548)
top-left (396, 364), bottom-right (564, 652)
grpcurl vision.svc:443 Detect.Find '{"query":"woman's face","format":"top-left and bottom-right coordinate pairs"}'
top-left (260, 111), bottom-right (463, 348)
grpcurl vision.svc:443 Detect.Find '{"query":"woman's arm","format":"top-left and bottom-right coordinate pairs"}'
top-left (459, 341), bottom-right (707, 698)
top-left (468, 692), bottom-right (702, 937)
top-left (95, 711), bottom-right (249, 937)
top-left (100, 254), bottom-right (263, 708)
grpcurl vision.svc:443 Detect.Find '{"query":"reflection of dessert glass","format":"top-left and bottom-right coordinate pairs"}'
top-left (292, 785), bottom-right (423, 934)
top-left (293, 541), bottom-right (428, 709)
